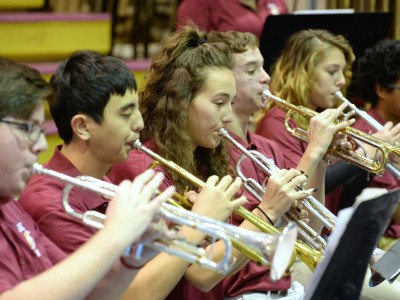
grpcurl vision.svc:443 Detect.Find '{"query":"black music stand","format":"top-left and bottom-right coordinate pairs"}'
top-left (304, 188), bottom-right (400, 300)
top-left (260, 12), bottom-right (393, 73)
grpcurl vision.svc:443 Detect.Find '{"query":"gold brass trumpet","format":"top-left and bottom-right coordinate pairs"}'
top-left (335, 91), bottom-right (400, 179)
top-left (219, 128), bottom-right (335, 251)
top-left (133, 140), bottom-right (323, 273)
top-left (262, 90), bottom-right (400, 175)
top-left (32, 163), bottom-right (297, 280)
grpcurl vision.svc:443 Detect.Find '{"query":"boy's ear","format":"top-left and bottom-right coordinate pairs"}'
top-left (70, 114), bottom-right (91, 140)
top-left (375, 82), bottom-right (389, 99)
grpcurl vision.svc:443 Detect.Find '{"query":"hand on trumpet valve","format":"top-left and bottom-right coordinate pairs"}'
top-left (188, 175), bottom-right (247, 222)
top-left (331, 131), bottom-right (354, 151)
top-left (261, 168), bottom-right (310, 219)
top-left (372, 121), bottom-right (400, 147)
top-left (307, 103), bottom-right (355, 156)
top-left (105, 170), bottom-right (175, 247)
top-left (339, 108), bottom-right (357, 122)
top-left (290, 201), bottom-right (309, 224)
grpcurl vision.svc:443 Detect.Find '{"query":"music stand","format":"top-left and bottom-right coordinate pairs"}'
top-left (304, 188), bottom-right (400, 300)
top-left (260, 12), bottom-right (393, 73)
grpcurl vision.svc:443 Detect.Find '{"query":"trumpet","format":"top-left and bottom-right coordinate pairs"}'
top-left (32, 163), bottom-right (297, 280)
top-left (335, 91), bottom-right (400, 179)
top-left (219, 128), bottom-right (335, 251)
top-left (262, 90), bottom-right (400, 175)
top-left (133, 140), bottom-right (323, 273)
top-left (219, 129), bottom-right (391, 286)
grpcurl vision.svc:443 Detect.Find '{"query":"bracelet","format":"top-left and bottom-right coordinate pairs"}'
top-left (120, 256), bottom-right (145, 270)
top-left (255, 206), bottom-right (275, 226)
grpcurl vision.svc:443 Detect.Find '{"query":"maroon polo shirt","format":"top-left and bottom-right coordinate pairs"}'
top-left (18, 146), bottom-right (109, 254)
top-left (0, 200), bottom-right (66, 293)
top-left (256, 106), bottom-right (307, 169)
top-left (176, 0), bottom-right (288, 39)
top-left (353, 108), bottom-right (400, 238)
top-left (223, 130), bottom-right (291, 296)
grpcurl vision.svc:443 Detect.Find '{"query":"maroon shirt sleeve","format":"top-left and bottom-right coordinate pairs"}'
top-left (0, 201), bottom-right (66, 293)
top-left (256, 107), bottom-right (307, 169)
top-left (18, 174), bottom-right (100, 254)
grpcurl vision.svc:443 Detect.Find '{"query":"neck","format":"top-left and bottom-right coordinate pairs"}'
top-left (60, 142), bottom-right (110, 179)
top-left (229, 111), bottom-right (250, 142)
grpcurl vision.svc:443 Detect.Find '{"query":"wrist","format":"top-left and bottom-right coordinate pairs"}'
top-left (304, 145), bottom-right (326, 162)
top-left (255, 206), bottom-right (282, 228)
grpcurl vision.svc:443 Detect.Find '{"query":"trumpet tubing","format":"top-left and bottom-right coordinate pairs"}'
top-left (336, 91), bottom-right (400, 179)
top-left (263, 90), bottom-right (397, 175)
top-left (219, 128), bottom-right (334, 252)
top-left (32, 163), bottom-right (297, 279)
top-left (262, 90), bottom-right (390, 284)
top-left (132, 140), bottom-right (322, 272)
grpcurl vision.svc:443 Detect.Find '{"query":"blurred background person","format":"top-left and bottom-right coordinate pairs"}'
top-left (176, 0), bottom-right (288, 39)
top-left (350, 39), bottom-right (400, 251)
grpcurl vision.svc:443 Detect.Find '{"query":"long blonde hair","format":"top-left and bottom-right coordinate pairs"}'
top-left (255, 29), bottom-right (354, 127)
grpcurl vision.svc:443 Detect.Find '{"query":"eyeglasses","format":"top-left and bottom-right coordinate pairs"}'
top-left (0, 119), bottom-right (45, 143)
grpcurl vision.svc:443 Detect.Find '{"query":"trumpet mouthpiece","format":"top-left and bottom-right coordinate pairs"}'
top-left (218, 128), bottom-right (228, 136)
top-left (32, 162), bottom-right (44, 174)
top-left (133, 139), bottom-right (143, 150)
top-left (262, 89), bottom-right (272, 99)
top-left (335, 91), bottom-right (344, 98)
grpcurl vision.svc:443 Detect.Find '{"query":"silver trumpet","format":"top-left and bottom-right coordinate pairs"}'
top-left (32, 163), bottom-right (297, 279)
top-left (219, 128), bottom-right (390, 285)
top-left (219, 128), bottom-right (335, 251)
top-left (335, 91), bottom-right (400, 179)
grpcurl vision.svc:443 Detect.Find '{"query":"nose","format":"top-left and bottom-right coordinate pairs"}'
top-left (260, 68), bottom-right (271, 85)
top-left (221, 105), bottom-right (233, 125)
top-left (30, 132), bottom-right (48, 154)
top-left (132, 111), bottom-right (144, 133)
top-left (336, 72), bottom-right (346, 88)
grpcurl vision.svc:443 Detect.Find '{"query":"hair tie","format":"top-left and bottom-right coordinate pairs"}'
top-left (188, 38), bottom-right (207, 48)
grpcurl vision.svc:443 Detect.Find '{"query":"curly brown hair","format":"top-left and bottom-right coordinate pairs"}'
top-left (139, 25), bottom-right (235, 191)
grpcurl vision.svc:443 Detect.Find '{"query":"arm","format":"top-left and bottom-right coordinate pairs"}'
top-left (0, 171), bottom-right (172, 300)
top-left (325, 161), bottom-right (369, 193)
top-left (121, 175), bottom-right (247, 299)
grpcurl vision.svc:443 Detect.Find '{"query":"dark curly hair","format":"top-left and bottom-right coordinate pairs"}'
top-left (352, 39), bottom-right (400, 107)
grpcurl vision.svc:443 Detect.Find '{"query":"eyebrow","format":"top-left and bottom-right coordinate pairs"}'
top-left (119, 102), bottom-right (136, 112)
top-left (214, 92), bottom-right (233, 99)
